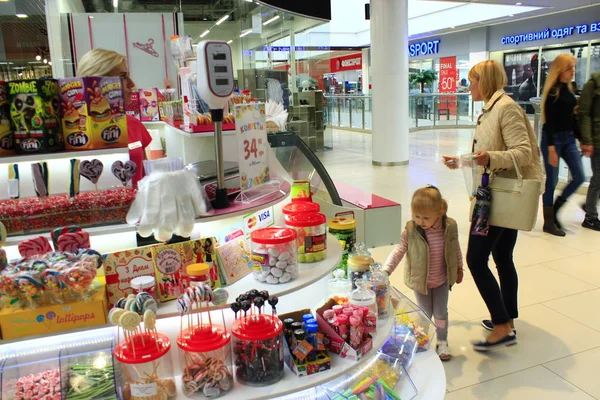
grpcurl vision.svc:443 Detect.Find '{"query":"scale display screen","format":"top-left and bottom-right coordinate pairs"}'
top-left (214, 65), bottom-right (228, 73)
top-left (216, 78), bottom-right (229, 86)
top-left (213, 53), bottom-right (227, 60)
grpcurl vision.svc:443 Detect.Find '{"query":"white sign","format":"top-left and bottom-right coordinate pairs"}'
top-left (235, 103), bottom-right (270, 191)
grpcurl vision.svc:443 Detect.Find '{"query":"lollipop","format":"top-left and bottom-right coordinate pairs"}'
top-left (109, 308), bottom-right (126, 326)
top-left (268, 296), bottom-right (279, 315)
top-left (119, 311), bottom-right (141, 332)
top-left (253, 297), bottom-right (264, 315)
top-left (16, 275), bottom-right (43, 307)
top-left (240, 300), bottom-right (251, 319)
top-left (211, 288), bottom-right (229, 306)
top-left (259, 290), bottom-right (270, 301)
top-left (230, 302), bottom-right (241, 319)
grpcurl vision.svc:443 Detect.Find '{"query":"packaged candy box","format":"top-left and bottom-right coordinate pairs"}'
top-left (58, 77), bottom-right (129, 150)
top-left (9, 79), bottom-right (64, 154)
top-left (0, 82), bottom-right (14, 156)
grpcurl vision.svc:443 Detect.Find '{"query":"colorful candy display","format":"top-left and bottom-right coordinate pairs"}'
top-left (0, 249), bottom-right (101, 308)
top-left (13, 368), bottom-right (61, 400)
top-left (65, 362), bottom-right (117, 400)
top-left (250, 228), bottom-right (298, 284)
top-left (0, 188), bottom-right (135, 236)
top-left (18, 235), bottom-right (53, 258)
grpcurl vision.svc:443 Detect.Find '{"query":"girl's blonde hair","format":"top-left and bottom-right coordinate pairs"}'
top-left (411, 186), bottom-right (448, 217)
top-left (76, 49), bottom-right (126, 77)
top-left (541, 54), bottom-right (576, 124)
top-left (468, 60), bottom-right (508, 102)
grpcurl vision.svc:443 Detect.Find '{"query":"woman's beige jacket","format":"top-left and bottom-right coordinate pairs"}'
top-left (473, 90), bottom-right (546, 188)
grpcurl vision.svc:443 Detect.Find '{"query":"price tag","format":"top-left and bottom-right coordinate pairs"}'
top-left (130, 383), bottom-right (158, 397)
top-left (235, 103), bottom-right (270, 191)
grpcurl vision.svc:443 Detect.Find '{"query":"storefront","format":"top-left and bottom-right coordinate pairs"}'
top-left (325, 52), bottom-right (363, 94)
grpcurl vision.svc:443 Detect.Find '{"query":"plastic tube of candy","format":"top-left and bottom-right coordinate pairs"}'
top-left (337, 314), bottom-right (349, 341)
top-left (349, 315), bottom-right (361, 349)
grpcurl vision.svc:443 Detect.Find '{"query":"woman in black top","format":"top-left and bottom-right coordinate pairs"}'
top-left (540, 54), bottom-right (585, 236)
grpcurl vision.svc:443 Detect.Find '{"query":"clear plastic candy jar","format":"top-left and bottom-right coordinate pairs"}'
top-left (328, 214), bottom-right (356, 274)
top-left (231, 314), bottom-right (285, 386)
top-left (250, 228), bottom-right (298, 284)
top-left (368, 263), bottom-right (391, 318)
top-left (130, 275), bottom-right (158, 302)
top-left (348, 252), bottom-right (374, 289)
top-left (284, 212), bottom-right (327, 263)
top-left (113, 333), bottom-right (177, 400)
top-left (187, 263), bottom-right (212, 288)
top-left (349, 278), bottom-right (378, 332)
top-left (328, 269), bottom-right (352, 305)
top-left (177, 324), bottom-right (233, 398)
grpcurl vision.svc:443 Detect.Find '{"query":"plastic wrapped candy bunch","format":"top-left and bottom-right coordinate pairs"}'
top-left (14, 368), bottom-right (61, 400)
top-left (250, 228), bottom-right (298, 284)
top-left (0, 249), bottom-right (101, 308)
top-left (230, 290), bottom-right (284, 386)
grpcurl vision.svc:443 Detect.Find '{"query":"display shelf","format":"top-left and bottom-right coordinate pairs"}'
top-left (143, 120), bottom-right (237, 138)
top-left (157, 234), bottom-right (342, 318)
top-left (0, 147), bottom-right (129, 164)
top-left (4, 223), bottom-right (135, 247)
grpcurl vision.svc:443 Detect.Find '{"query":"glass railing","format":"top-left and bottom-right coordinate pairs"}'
top-left (324, 93), bottom-right (478, 130)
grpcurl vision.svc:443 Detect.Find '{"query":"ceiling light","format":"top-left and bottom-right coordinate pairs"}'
top-left (48, 61), bottom-right (52, 65)
top-left (240, 29), bottom-right (252, 38)
top-left (515, 2), bottom-right (522, 4)
top-left (216, 14), bottom-right (229, 25)
top-left (227, 40), bottom-right (233, 44)
top-left (16, 14), bottom-right (28, 18)
top-left (36, 55), bottom-right (41, 61)
top-left (200, 30), bottom-right (210, 38)
top-left (263, 15), bottom-right (280, 26)
top-left (43, 59), bottom-right (48, 64)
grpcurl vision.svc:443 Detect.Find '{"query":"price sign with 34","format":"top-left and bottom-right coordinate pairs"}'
top-left (235, 103), bottom-right (270, 191)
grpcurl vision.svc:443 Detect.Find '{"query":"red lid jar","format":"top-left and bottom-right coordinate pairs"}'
top-left (284, 213), bottom-right (328, 264)
top-left (282, 202), bottom-right (320, 216)
top-left (250, 228), bottom-right (298, 285)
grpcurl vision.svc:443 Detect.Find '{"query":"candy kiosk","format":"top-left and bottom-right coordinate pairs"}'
top-left (0, 42), bottom-right (445, 400)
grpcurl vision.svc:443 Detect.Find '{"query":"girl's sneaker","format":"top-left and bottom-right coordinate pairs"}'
top-left (436, 340), bottom-right (451, 361)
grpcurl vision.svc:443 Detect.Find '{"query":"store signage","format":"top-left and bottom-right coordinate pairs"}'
top-left (263, 46), bottom-right (307, 52)
top-left (408, 40), bottom-right (441, 57)
top-left (501, 22), bottom-right (600, 45)
top-left (330, 53), bottom-right (363, 72)
top-left (439, 56), bottom-right (456, 93)
top-left (235, 103), bottom-right (270, 192)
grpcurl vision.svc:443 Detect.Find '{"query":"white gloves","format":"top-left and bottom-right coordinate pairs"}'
top-left (127, 170), bottom-right (210, 242)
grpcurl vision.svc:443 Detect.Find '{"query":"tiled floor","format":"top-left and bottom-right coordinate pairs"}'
top-left (317, 129), bottom-right (600, 399)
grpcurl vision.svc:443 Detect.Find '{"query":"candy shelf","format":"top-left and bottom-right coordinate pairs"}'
top-left (4, 223), bottom-right (135, 247)
top-left (157, 234), bottom-right (342, 318)
top-left (0, 147), bottom-right (129, 164)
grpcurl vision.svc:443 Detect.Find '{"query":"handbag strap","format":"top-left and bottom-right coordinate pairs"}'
top-left (502, 151), bottom-right (524, 188)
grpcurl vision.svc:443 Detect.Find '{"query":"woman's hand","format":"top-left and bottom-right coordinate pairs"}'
top-left (442, 155), bottom-right (459, 170)
top-left (548, 146), bottom-right (559, 167)
top-left (473, 151), bottom-right (490, 167)
top-left (581, 145), bottom-right (594, 158)
top-left (457, 269), bottom-right (464, 284)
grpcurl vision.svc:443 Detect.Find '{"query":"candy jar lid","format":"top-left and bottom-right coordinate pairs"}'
top-left (251, 227), bottom-right (297, 245)
top-left (187, 263), bottom-right (210, 277)
top-left (284, 212), bottom-right (327, 227)
top-left (114, 333), bottom-right (171, 364)
top-left (329, 269), bottom-right (351, 291)
top-left (328, 217), bottom-right (356, 230)
top-left (130, 275), bottom-right (156, 290)
top-left (231, 314), bottom-right (283, 341)
top-left (350, 278), bottom-right (376, 304)
top-left (351, 242), bottom-right (371, 256)
top-left (282, 202), bottom-right (320, 215)
top-left (177, 325), bottom-right (231, 353)
top-left (368, 262), bottom-right (389, 285)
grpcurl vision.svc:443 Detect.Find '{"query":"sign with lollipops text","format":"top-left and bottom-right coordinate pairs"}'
top-left (235, 103), bottom-right (270, 191)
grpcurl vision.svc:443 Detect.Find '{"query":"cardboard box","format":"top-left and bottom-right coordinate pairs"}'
top-left (126, 91), bottom-right (141, 120)
top-left (0, 277), bottom-right (108, 340)
top-left (316, 299), bottom-right (373, 361)
top-left (152, 238), bottom-right (220, 302)
top-left (58, 76), bottom-right (128, 150)
top-left (0, 82), bottom-right (14, 156)
top-left (9, 79), bottom-right (64, 154)
top-left (278, 309), bottom-right (331, 377)
top-left (103, 245), bottom-right (157, 309)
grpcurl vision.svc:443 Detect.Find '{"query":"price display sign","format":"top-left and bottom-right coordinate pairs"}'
top-left (438, 56), bottom-right (457, 116)
top-left (235, 103), bottom-right (270, 191)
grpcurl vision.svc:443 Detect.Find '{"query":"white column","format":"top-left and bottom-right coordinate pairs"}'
top-left (361, 47), bottom-right (370, 95)
top-left (371, 0), bottom-right (409, 166)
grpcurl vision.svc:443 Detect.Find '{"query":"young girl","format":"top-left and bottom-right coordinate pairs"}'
top-left (384, 186), bottom-right (464, 361)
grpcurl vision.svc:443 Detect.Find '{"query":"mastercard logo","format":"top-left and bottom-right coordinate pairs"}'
top-left (247, 217), bottom-right (257, 229)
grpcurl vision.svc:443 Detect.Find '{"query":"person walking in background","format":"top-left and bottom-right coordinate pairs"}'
top-left (443, 60), bottom-right (544, 350)
top-left (540, 54), bottom-right (585, 236)
top-left (383, 186), bottom-right (464, 361)
top-left (579, 72), bottom-right (600, 231)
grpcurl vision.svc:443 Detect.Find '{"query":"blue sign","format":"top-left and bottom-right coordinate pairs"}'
top-left (408, 40), bottom-right (441, 57)
top-left (242, 49), bottom-right (253, 57)
top-left (501, 22), bottom-right (599, 45)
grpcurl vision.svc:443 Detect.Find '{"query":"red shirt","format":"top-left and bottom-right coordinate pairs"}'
top-left (126, 115), bottom-right (153, 189)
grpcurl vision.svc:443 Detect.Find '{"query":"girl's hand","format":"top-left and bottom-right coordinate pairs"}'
top-left (442, 155), bottom-right (459, 170)
top-left (548, 146), bottom-right (559, 167)
top-left (457, 269), bottom-right (464, 284)
top-left (581, 145), bottom-right (594, 158)
top-left (473, 151), bottom-right (490, 167)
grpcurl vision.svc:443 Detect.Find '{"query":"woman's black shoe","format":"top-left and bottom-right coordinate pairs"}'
top-left (472, 333), bottom-right (517, 351)
top-left (543, 206), bottom-right (566, 236)
top-left (481, 320), bottom-right (516, 335)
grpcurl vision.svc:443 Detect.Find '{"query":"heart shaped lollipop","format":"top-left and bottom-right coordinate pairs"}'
top-left (111, 160), bottom-right (137, 186)
top-left (80, 159), bottom-right (104, 185)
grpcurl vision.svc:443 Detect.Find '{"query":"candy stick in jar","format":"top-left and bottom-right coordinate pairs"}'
top-left (109, 307), bottom-right (125, 345)
top-left (69, 158), bottom-right (81, 198)
top-left (144, 310), bottom-right (160, 351)
top-left (211, 288), bottom-right (229, 333)
top-left (349, 315), bottom-right (361, 349)
top-left (31, 162), bottom-right (49, 197)
top-left (8, 163), bottom-right (19, 199)
top-left (119, 311), bottom-right (141, 358)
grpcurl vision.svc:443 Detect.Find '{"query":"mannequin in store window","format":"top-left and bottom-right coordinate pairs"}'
top-left (518, 54), bottom-right (548, 104)
top-left (76, 49), bottom-right (153, 190)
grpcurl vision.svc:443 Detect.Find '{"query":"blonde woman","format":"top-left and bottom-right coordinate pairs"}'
top-left (443, 60), bottom-right (544, 351)
top-left (540, 54), bottom-right (585, 236)
top-left (77, 49), bottom-right (152, 189)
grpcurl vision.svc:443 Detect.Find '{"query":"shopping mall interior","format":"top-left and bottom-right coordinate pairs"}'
top-left (0, 0), bottom-right (598, 399)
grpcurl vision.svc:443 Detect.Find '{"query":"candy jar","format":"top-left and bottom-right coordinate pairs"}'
top-left (187, 263), bottom-right (212, 289)
top-left (328, 269), bottom-right (352, 305)
top-left (367, 263), bottom-right (391, 318)
top-left (284, 212), bottom-right (327, 263)
top-left (349, 278), bottom-right (378, 331)
top-left (130, 275), bottom-right (158, 302)
top-left (178, 325), bottom-right (233, 398)
top-left (347, 247), bottom-right (374, 289)
top-left (282, 201), bottom-right (320, 217)
top-left (231, 314), bottom-right (285, 386)
top-left (250, 228), bottom-right (298, 284)
top-left (327, 214), bottom-right (356, 273)
top-left (113, 332), bottom-right (177, 400)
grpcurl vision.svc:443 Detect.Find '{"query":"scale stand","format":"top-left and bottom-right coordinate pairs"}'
top-left (211, 108), bottom-right (229, 209)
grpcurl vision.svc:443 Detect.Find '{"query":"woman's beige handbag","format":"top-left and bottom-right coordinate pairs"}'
top-left (470, 152), bottom-right (541, 231)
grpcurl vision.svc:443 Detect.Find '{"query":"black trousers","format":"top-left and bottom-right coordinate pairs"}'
top-left (466, 225), bottom-right (519, 325)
